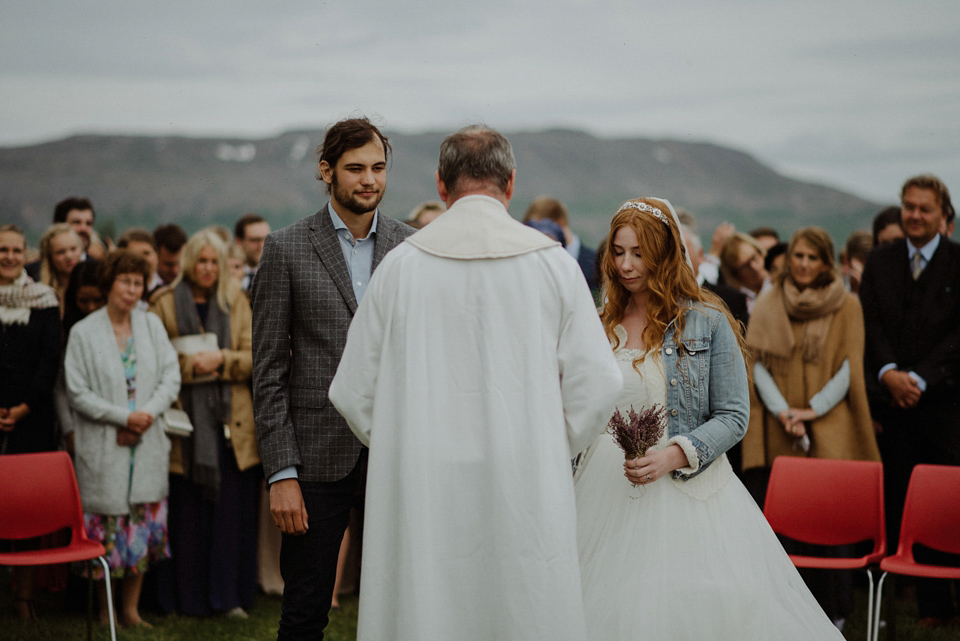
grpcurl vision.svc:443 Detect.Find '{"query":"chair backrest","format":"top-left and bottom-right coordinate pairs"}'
top-left (763, 456), bottom-right (885, 552)
top-left (897, 464), bottom-right (960, 560)
top-left (0, 451), bottom-right (88, 543)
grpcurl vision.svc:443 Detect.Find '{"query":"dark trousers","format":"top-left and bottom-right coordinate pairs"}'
top-left (158, 446), bottom-right (260, 616)
top-left (277, 452), bottom-right (366, 641)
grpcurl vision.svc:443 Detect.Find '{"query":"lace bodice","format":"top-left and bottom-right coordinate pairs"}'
top-left (611, 325), bottom-right (732, 500)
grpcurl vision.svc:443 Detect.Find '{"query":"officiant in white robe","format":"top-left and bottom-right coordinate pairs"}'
top-left (329, 126), bottom-right (621, 641)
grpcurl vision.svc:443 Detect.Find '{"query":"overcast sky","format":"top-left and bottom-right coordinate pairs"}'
top-left (2, 0), bottom-right (958, 202)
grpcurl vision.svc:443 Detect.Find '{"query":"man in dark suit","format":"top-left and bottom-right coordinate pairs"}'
top-left (523, 196), bottom-right (598, 292)
top-left (860, 174), bottom-right (960, 628)
top-left (252, 117), bottom-right (414, 640)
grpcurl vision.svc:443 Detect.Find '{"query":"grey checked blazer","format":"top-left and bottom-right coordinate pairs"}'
top-left (251, 206), bottom-right (414, 482)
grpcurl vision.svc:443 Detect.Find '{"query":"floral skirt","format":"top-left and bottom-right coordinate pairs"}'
top-left (78, 499), bottom-right (171, 580)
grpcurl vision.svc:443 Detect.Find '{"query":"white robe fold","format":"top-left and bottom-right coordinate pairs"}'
top-left (329, 195), bottom-right (622, 641)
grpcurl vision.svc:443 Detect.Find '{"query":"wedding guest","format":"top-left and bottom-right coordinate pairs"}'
top-left (743, 227), bottom-right (880, 626)
top-left (524, 218), bottom-right (567, 245)
top-left (25, 197), bottom-right (95, 281)
top-left (117, 229), bottom-right (161, 295)
top-left (53, 197), bottom-right (96, 254)
top-left (764, 241), bottom-right (788, 280)
top-left (57, 260), bottom-right (105, 454)
top-left (149, 229), bottom-right (260, 617)
top-left (0, 224), bottom-right (61, 620)
top-left (680, 223), bottom-right (748, 329)
top-left (749, 225), bottom-right (780, 252)
top-left (872, 206), bottom-right (905, 247)
top-left (406, 201), bottom-right (445, 229)
top-left (233, 214), bottom-right (270, 292)
top-left (573, 199), bottom-right (844, 640)
top-left (227, 244), bottom-right (246, 286)
top-left (841, 229), bottom-right (873, 294)
top-left (861, 174), bottom-right (960, 627)
top-left (153, 224), bottom-right (187, 286)
top-left (524, 196), bottom-right (599, 291)
top-left (38, 223), bottom-right (84, 313)
top-left (719, 231), bottom-right (770, 314)
top-left (64, 250), bottom-right (180, 627)
top-left (62, 260), bottom-right (106, 338)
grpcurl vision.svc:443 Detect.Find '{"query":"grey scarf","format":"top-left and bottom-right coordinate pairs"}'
top-left (173, 280), bottom-right (231, 501)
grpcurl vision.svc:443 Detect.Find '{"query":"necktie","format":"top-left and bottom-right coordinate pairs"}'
top-left (911, 252), bottom-right (924, 280)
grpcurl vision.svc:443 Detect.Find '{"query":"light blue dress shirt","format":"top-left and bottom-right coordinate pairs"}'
top-left (329, 205), bottom-right (378, 304)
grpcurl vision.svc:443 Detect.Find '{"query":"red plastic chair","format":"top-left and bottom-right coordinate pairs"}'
top-left (873, 464), bottom-right (960, 641)
top-left (763, 456), bottom-right (886, 641)
top-left (0, 451), bottom-right (116, 641)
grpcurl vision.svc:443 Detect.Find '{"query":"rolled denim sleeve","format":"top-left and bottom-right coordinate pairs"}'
top-left (676, 309), bottom-right (749, 480)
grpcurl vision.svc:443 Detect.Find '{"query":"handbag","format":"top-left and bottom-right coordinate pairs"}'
top-left (162, 407), bottom-right (194, 437)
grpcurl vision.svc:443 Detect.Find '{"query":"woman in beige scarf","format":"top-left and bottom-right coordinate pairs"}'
top-left (742, 226), bottom-right (880, 628)
top-left (744, 227), bottom-right (879, 472)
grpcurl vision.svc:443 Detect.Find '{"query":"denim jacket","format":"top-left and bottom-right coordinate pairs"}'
top-left (662, 300), bottom-right (749, 480)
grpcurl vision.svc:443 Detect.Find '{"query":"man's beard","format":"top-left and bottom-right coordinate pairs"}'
top-left (332, 174), bottom-right (385, 215)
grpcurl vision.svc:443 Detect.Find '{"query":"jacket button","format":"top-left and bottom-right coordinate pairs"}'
top-left (670, 378), bottom-right (677, 386)
top-left (671, 409), bottom-right (678, 417)
top-left (665, 347), bottom-right (673, 355)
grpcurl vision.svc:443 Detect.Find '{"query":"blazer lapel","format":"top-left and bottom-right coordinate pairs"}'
top-left (372, 217), bottom-right (400, 271)
top-left (307, 205), bottom-right (358, 313)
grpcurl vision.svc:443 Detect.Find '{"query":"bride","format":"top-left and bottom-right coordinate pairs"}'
top-left (574, 198), bottom-right (844, 640)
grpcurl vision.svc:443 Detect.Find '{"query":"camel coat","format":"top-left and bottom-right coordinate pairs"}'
top-left (743, 290), bottom-right (880, 469)
top-left (149, 281), bottom-right (260, 473)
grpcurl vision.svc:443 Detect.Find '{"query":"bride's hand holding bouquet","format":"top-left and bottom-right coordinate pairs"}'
top-left (624, 445), bottom-right (688, 486)
top-left (607, 404), bottom-right (674, 497)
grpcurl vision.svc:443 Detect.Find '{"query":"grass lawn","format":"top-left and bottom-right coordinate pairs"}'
top-left (3, 568), bottom-right (958, 640)
top-left (1, 569), bottom-right (357, 641)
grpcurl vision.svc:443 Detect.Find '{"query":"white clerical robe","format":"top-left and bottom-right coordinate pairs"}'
top-left (329, 195), bottom-right (622, 641)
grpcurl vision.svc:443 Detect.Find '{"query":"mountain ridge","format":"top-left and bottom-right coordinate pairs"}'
top-left (0, 129), bottom-right (882, 248)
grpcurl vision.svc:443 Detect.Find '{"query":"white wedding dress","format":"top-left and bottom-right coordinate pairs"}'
top-left (574, 341), bottom-right (844, 640)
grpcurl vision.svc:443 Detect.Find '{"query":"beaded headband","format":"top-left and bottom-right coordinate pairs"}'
top-left (617, 201), bottom-right (669, 226)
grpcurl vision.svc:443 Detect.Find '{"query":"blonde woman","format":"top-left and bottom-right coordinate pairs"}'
top-left (39, 223), bottom-right (84, 312)
top-left (149, 230), bottom-right (259, 617)
top-left (719, 232), bottom-right (770, 314)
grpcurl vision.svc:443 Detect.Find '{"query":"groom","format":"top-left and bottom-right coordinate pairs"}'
top-left (252, 117), bottom-right (414, 640)
top-left (329, 125), bottom-right (622, 641)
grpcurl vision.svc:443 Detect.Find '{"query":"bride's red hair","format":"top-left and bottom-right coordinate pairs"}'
top-left (600, 198), bottom-right (741, 364)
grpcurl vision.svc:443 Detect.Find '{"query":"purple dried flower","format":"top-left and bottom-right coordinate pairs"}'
top-left (606, 404), bottom-right (667, 460)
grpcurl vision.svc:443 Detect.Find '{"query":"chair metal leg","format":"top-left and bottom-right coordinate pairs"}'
top-left (873, 571), bottom-right (889, 641)
top-left (94, 556), bottom-right (117, 641)
top-left (866, 567), bottom-right (875, 641)
top-left (86, 563), bottom-right (94, 641)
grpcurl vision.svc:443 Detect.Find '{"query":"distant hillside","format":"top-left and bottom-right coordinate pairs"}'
top-left (0, 129), bottom-right (881, 248)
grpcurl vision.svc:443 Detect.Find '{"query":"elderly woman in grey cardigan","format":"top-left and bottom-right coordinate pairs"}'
top-left (65, 250), bottom-right (180, 627)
